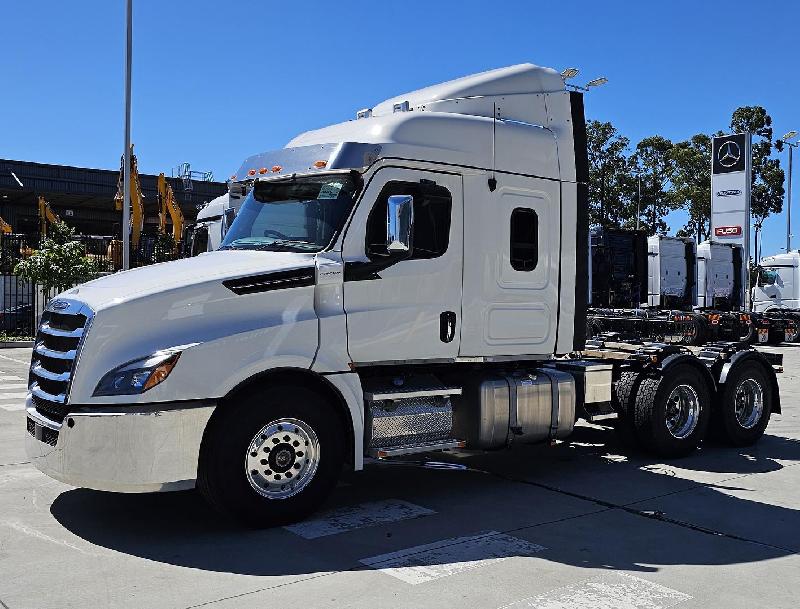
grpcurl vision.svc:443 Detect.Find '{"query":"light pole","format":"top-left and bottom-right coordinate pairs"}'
top-left (777, 130), bottom-right (798, 253)
top-left (122, 0), bottom-right (132, 270)
top-left (564, 75), bottom-right (608, 93)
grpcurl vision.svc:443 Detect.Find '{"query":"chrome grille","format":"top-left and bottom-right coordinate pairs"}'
top-left (29, 300), bottom-right (92, 424)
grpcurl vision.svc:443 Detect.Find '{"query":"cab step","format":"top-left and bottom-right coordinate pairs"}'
top-left (367, 439), bottom-right (466, 458)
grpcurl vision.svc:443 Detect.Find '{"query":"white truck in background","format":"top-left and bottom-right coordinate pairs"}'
top-left (25, 64), bottom-right (782, 526)
top-left (186, 184), bottom-right (247, 255)
top-left (754, 251), bottom-right (800, 310)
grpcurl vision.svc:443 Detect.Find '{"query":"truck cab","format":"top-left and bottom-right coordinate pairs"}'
top-left (753, 252), bottom-right (800, 311)
top-left (187, 184), bottom-right (247, 256)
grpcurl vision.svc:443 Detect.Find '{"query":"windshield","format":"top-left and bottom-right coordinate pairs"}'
top-left (758, 267), bottom-right (780, 287)
top-left (220, 173), bottom-right (359, 252)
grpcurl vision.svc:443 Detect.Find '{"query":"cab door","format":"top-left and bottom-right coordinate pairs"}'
top-left (341, 168), bottom-right (463, 364)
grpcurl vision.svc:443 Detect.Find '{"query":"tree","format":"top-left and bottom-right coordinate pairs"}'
top-left (631, 136), bottom-right (676, 235)
top-left (730, 106), bottom-right (785, 227)
top-left (669, 134), bottom-right (712, 240)
top-left (586, 120), bottom-right (635, 228)
top-left (14, 222), bottom-right (98, 295)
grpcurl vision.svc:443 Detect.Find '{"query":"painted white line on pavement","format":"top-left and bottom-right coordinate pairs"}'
top-left (0, 375), bottom-right (25, 382)
top-left (284, 499), bottom-right (435, 539)
top-left (0, 392), bottom-right (29, 400)
top-left (360, 531), bottom-right (546, 585)
top-left (0, 383), bottom-right (28, 389)
top-left (501, 572), bottom-right (691, 609)
top-left (1, 520), bottom-right (99, 557)
top-left (0, 353), bottom-right (31, 365)
top-left (0, 402), bottom-right (26, 412)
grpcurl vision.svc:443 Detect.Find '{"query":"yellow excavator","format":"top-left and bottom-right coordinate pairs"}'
top-left (38, 196), bottom-right (61, 237)
top-left (157, 173), bottom-right (184, 245)
top-left (113, 145), bottom-right (144, 250)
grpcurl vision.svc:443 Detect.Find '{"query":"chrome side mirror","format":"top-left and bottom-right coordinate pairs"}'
top-left (386, 195), bottom-right (413, 254)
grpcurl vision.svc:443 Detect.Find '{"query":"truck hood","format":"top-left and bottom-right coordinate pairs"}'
top-left (63, 250), bottom-right (316, 311)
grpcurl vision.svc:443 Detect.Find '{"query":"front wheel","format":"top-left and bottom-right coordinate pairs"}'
top-left (634, 364), bottom-right (711, 458)
top-left (716, 362), bottom-right (772, 446)
top-left (198, 385), bottom-right (345, 527)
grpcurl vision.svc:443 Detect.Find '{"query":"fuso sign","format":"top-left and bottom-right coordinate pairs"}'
top-left (714, 225), bottom-right (743, 237)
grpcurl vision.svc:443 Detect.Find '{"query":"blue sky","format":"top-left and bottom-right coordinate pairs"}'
top-left (1, 0), bottom-right (798, 256)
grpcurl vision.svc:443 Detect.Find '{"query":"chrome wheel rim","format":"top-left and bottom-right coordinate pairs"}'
top-left (245, 417), bottom-right (320, 499)
top-left (665, 384), bottom-right (700, 439)
top-left (734, 378), bottom-right (764, 429)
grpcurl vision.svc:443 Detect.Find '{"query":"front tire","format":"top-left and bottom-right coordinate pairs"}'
top-left (716, 362), bottom-right (772, 446)
top-left (198, 385), bottom-right (345, 527)
top-left (634, 364), bottom-right (711, 458)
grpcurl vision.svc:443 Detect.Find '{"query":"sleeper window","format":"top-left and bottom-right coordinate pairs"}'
top-left (510, 208), bottom-right (538, 271)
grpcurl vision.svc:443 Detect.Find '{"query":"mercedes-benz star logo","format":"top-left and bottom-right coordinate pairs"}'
top-left (718, 140), bottom-right (741, 168)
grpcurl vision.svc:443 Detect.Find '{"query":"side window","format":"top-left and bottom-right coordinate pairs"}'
top-left (510, 208), bottom-right (538, 271)
top-left (365, 180), bottom-right (452, 260)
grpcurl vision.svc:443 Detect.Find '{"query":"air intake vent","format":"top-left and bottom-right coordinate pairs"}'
top-left (223, 268), bottom-right (315, 295)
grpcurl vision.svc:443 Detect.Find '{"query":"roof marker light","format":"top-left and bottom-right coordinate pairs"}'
top-left (258, 167), bottom-right (268, 174)
top-left (247, 169), bottom-right (256, 176)
top-left (271, 165), bottom-right (282, 173)
top-left (356, 108), bottom-right (372, 119)
top-left (313, 160), bottom-right (327, 169)
top-left (229, 174), bottom-right (236, 181)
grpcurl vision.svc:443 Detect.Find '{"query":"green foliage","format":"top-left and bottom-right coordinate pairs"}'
top-left (631, 136), bottom-right (678, 235)
top-left (669, 134), bottom-right (712, 240)
top-left (586, 120), bottom-right (636, 228)
top-left (730, 106), bottom-right (785, 223)
top-left (13, 222), bottom-right (98, 295)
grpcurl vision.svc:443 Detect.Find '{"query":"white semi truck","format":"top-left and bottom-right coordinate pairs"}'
top-left (754, 251), bottom-right (800, 310)
top-left (25, 64), bottom-right (782, 526)
top-left (186, 184), bottom-right (247, 256)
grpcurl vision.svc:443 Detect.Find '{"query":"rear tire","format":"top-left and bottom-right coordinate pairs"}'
top-left (634, 364), bottom-right (711, 458)
top-left (198, 385), bottom-right (344, 527)
top-left (686, 315), bottom-right (707, 346)
top-left (715, 362), bottom-right (772, 446)
top-left (612, 371), bottom-right (641, 448)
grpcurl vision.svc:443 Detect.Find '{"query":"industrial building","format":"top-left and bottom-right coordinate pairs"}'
top-left (0, 158), bottom-right (228, 240)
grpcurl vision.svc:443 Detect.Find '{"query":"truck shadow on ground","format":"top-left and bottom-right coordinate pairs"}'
top-left (50, 426), bottom-right (800, 578)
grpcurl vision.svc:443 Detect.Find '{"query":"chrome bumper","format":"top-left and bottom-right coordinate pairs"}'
top-left (25, 397), bottom-right (215, 493)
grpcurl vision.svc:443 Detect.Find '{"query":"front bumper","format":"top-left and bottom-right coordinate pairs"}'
top-left (25, 397), bottom-right (215, 493)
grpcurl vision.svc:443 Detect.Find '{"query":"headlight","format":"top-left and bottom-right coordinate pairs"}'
top-left (93, 349), bottom-right (183, 396)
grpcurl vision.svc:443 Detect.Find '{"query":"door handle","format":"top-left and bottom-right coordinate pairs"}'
top-left (440, 311), bottom-right (457, 343)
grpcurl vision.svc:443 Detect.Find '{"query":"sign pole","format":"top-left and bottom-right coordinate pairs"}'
top-left (788, 144), bottom-right (793, 252)
top-left (122, 0), bottom-right (132, 271)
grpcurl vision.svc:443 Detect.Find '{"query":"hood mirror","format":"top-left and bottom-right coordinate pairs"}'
top-left (386, 195), bottom-right (413, 254)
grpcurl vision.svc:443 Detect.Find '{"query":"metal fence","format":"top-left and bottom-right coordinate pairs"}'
top-left (0, 233), bottom-right (186, 337)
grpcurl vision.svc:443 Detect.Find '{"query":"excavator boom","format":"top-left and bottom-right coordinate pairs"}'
top-left (157, 173), bottom-right (184, 244)
top-left (114, 145), bottom-right (144, 249)
top-left (38, 196), bottom-right (60, 237)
